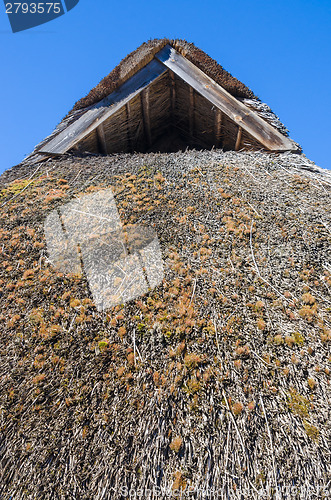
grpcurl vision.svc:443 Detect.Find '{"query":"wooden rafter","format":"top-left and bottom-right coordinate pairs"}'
top-left (141, 88), bottom-right (152, 147)
top-left (235, 126), bottom-right (242, 151)
top-left (155, 45), bottom-right (298, 152)
top-left (96, 124), bottom-right (107, 154)
top-left (170, 71), bottom-right (176, 118)
top-left (214, 109), bottom-right (222, 148)
top-left (38, 59), bottom-right (167, 155)
top-left (126, 102), bottom-right (132, 151)
top-left (189, 87), bottom-right (195, 140)
top-left (39, 44), bottom-right (299, 155)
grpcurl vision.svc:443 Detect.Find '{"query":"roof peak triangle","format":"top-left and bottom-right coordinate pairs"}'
top-left (35, 39), bottom-right (301, 159)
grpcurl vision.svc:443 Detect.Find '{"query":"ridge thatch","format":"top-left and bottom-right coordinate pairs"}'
top-left (0, 150), bottom-right (330, 499)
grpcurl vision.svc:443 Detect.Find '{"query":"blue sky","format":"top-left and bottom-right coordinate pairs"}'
top-left (1, 0), bottom-right (330, 174)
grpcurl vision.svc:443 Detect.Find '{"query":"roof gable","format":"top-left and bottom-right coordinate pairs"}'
top-left (72, 38), bottom-right (256, 112)
top-left (35, 39), bottom-right (300, 159)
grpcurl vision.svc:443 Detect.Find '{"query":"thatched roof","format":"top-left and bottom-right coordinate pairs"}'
top-left (0, 149), bottom-right (330, 498)
top-left (71, 39), bottom-right (256, 112)
top-left (25, 39), bottom-right (300, 165)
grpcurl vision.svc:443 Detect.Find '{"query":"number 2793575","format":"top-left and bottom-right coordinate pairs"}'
top-left (5, 3), bottom-right (62, 14)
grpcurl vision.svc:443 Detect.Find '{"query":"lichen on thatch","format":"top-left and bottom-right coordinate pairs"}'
top-left (0, 150), bottom-right (330, 499)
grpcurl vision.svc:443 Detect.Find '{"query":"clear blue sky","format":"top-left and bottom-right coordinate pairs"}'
top-left (1, 0), bottom-right (331, 174)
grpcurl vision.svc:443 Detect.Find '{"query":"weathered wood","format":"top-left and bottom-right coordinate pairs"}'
top-left (141, 88), bottom-right (152, 147)
top-left (96, 124), bottom-right (107, 154)
top-left (39, 59), bottom-right (167, 155)
top-left (126, 102), bottom-right (132, 151)
top-left (155, 45), bottom-right (298, 152)
top-left (235, 126), bottom-right (242, 151)
top-left (170, 71), bottom-right (176, 116)
top-left (214, 109), bottom-right (222, 148)
top-left (40, 44), bottom-right (298, 156)
top-left (189, 87), bottom-right (195, 139)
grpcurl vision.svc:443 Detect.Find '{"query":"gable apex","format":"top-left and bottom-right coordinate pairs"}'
top-left (31, 39), bottom-right (301, 162)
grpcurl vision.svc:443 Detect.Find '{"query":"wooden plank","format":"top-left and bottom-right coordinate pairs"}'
top-left (170, 71), bottom-right (176, 115)
top-left (189, 87), bottom-right (195, 139)
top-left (96, 124), bottom-right (107, 154)
top-left (235, 126), bottom-right (242, 151)
top-left (155, 45), bottom-right (298, 152)
top-left (214, 109), bottom-right (222, 148)
top-left (141, 88), bottom-right (152, 147)
top-left (126, 102), bottom-right (132, 151)
top-left (39, 59), bottom-right (167, 154)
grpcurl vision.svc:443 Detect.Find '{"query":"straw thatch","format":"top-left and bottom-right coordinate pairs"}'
top-left (23, 38), bottom-right (298, 168)
top-left (68, 38), bottom-right (290, 139)
top-left (71, 39), bottom-right (256, 113)
top-left (0, 148), bottom-right (330, 499)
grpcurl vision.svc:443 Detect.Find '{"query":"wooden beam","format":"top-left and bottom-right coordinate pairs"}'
top-left (155, 45), bottom-right (298, 152)
top-left (214, 109), bottom-right (222, 148)
top-left (235, 126), bottom-right (242, 151)
top-left (141, 87), bottom-right (152, 147)
top-left (96, 124), bottom-right (107, 154)
top-left (126, 102), bottom-right (132, 152)
top-left (170, 71), bottom-right (176, 116)
top-left (39, 59), bottom-right (167, 155)
top-left (189, 87), bottom-right (195, 140)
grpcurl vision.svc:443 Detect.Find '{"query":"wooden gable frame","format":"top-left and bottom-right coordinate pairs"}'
top-left (39, 45), bottom-right (298, 155)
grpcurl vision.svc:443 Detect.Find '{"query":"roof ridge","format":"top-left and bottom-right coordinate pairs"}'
top-left (70, 38), bottom-right (256, 113)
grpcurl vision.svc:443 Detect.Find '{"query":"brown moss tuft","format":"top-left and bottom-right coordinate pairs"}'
top-left (231, 402), bottom-right (244, 416)
top-left (183, 353), bottom-right (202, 369)
top-left (32, 374), bottom-right (46, 384)
top-left (301, 293), bottom-right (316, 305)
top-left (303, 421), bottom-right (319, 442)
top-left (257, 318), bottom-right (266, 331)
top-left (307, 377), bottom-right (317, 390)
top-left (169, 436), bottom-right (183, 453)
